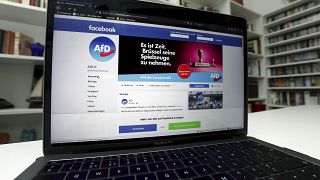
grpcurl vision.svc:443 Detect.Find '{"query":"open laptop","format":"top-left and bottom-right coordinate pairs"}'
top-left (17, 0), bottom-right (320, 179)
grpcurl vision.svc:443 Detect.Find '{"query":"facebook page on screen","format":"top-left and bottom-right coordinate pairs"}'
top-left (51, 14), bottom-right (244, 143)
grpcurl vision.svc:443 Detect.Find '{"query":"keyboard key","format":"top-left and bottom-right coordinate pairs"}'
top-left (244, 166), bottom-right (269, 177)
top-left (211, 154), bottom-right (230, 162)
top-left (264, 175), bottom-right (282, 180)
top-left (60, 163), bottom-right (82, 172)
top-left (136, 173), bottom-right (157, 180)
top-left (101, 159), bottom-right (119, 168)
top-left (137, 156), bottom-right (154, 164)
top-left (301, 172), bottom-right (320, 179)
top-left (130, 164), bottom-right (148, 174)
top-left (81, 161), bottom-right (101, 170)
top-left (193, 176), bottom-right (213, 180)
top-left (209, 162), bottom-right (231, 172)
top-left (110, 166), bottom-right (129, 177)
top-left (182, 150), bottom-right (198, 157)
top-left (258, 163), bottom-right (284, 174)
top-left (196, 156), bottom-right (213, 164)
top-left (168, 152), bottom-right (184, 159)
top-left (224, 160), bottom-right (246, 169)
top-left (300, 165), bottom-right (320, 174)
top-left (229, 169), bottom-right (254, 180)
top-left (65, 171), bottom-right (88, 180)
top-left (87, 169), bottom-right (109, 179)
top-left (148, 162), bottom-right (167, 172)
top-left (273, 158), bottom-right (311, 170)
top-left (175, 167), bottom-right (197, 179)
top-left (181, 158), bottom-right (200, 166)
top-left (120, 158), bottom-right (137, 166)
top-left (39, 164), bottom-right (62, 174)
top-left (157, 170), bottom-right (178, 180)
top-left (193, 165), bottom-right (214, 176)
top-left (48, 159), bottom-right (75, 164)
top-left (165, 160), bottom-right (185, 169)
top-left (115, 176), bottom-right (135, 180)
top-left (212, 173), bottom-right (235, 180)
top-left (279, 171), bottom-right (303, 179)
top-left (153, 154), bottom-right (170, 162)
top-left (33, 173), bottom-right (67, 180)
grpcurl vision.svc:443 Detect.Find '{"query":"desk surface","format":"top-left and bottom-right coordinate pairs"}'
top-left (1, 105), bottom-right (319, 180)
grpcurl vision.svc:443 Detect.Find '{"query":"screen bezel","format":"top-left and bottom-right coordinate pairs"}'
top-left (43, 0), bottom-right (248, 155)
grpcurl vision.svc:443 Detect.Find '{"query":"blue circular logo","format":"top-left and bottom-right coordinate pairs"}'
top-left (89, 36), bottom-right (116, 62)
top-left (121, 99), bottom-right (128, 105)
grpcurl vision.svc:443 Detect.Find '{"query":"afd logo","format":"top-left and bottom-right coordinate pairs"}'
top-left (89, 36), bottom-right (116, 62)
top-left (210, 73), bottom-right (222, 82)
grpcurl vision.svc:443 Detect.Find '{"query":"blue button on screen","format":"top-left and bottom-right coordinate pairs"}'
top-left (119, 124), bottom-right (157, 133)
top-left (190, 84), bottom-right (209, 88)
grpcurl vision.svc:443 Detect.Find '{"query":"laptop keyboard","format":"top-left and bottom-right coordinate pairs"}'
top-left (33, 140), bottom-right (320, 180)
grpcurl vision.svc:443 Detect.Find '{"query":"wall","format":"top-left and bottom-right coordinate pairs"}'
top-left (244, 0), bottom-right (286, 15)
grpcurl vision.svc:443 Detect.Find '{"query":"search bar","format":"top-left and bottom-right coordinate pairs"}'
top-left (170, 33), bottom-right (190, 39)
top-left (197, 36), bottom-right (214, 41)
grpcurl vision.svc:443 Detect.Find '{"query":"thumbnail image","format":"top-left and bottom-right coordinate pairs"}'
top-left (188, 91), bottom-right (223, 110)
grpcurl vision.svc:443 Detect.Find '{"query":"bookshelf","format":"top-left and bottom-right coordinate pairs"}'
top-left (0, 54), bottom-right (44, 64)
top-left (264, 0), bottom-right (320, 109)
top-left (0, 108), bottom-right (42, 116)
top-left (0, 1), bottom-right (46, 143)
top-left (0, 1), bottom-right (46, 26)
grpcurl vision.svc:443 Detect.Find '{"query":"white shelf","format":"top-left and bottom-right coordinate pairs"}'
top-left (248, 52), bottom-right (263, 59)
top-left (265, 32), bottom-right (320, 48)
top-left (230, 1), bottom-right (260, 20)
top-left (268, 72), bottom-right (320, 78)
top-left (0, 108), bottom-right (42, 116)
top-left (264, 0), bottom-right (312, 18)
top-left (266, 59), bottom-right (320, 68)
top-left (268, 86), bottom-right (320, 90)
top-left (265, 18), bottom-right (320, 38)
top-left (264, 4), bottom-right (320, 28)
top-left (248, 31), bottom-right (262, 40)
top-left (267, 104), bottom-right (289, 108)
top-left (248, 98), bottom-right (266, 102)
top-left (0, 1), bottom-right (46, 26)
top-left (248, 75), bottom-right (265, 79)
top-left (266, 45), bottom-right (320, 58)
top-left (0, 54), bottom-right (44, 65)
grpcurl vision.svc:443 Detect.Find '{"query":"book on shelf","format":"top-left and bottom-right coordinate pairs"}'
top-left (269, 37), bottom-right (320, 55)
top-left (267, 11), bottom-right (320, 33)
top-left (180, 0), bottom-right (219, 13)
top-left (27, 65), bottom-right (43, 108)
top-left (266, 0), bottom-right (320, 24)
top-left (232, 0), bottom-right (243, 5)
top-left (305, 91), bottom-right (320, 105)
top-left (269, 90), bottom-right (320, 106)
top-left (248, 39), bottom-right (261, 54)
top-left (0, 29), bottom-right (34, 56)
top-left (268, 24), bottom-right (320, 44)
top-left (248, 60), bottom-right (261, 76)
top-left (248, 80), bottom-right (259, 98)
top-left (270, 50), bottom-right (320, 65)
top-left (269, 76), bottom-right (320, 87)
top-left (268, 63), bottom-right (320, 76)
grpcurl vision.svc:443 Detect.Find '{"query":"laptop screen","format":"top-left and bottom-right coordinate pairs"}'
top-left (50, 0), bottom-right (245, 144)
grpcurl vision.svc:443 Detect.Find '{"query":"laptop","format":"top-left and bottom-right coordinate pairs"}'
top-left (17, 0), bottom-right (320, 179)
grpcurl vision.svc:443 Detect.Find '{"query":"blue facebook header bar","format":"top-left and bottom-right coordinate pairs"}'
top-left (54, 17), bottom-right (243, 47)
